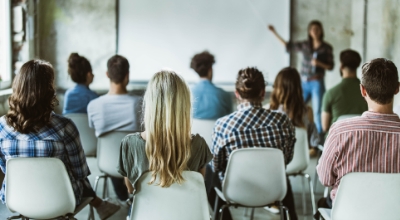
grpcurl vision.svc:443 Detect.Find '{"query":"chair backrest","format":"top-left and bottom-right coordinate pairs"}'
top-left (286, 127), bottom-right (309, 174)
top-left (97, 131), bottom-right (133, 178)
top-left (191, 119), bottom-right (216, 151)
top-left (64, 113), bottom-right (97, 157)
top-left (130, 171), bottom-right (210, 220)
top-left (337, 114), bottom-right (360, 121)
top-left (222, 148), bottom-right (287, 207)
top-left (332, 172), bottom-right (400, 220)
top-left (6, 157), bottom-right (76, 219)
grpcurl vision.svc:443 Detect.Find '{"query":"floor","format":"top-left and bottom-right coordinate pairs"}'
top-left (0, 156), bottom-right (325, 220)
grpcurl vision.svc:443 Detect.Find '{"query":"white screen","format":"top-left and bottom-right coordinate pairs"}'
top-left (118, 0), bottom-right (290, 84)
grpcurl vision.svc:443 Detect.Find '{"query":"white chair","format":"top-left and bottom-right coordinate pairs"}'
top-left (214, 148), bottom-right (289, 220)
top-left (64, 113), bottom-right (97, 157)
top-left (286, 127), bottom-right (316, 215)
top-left (6, 157), bottom-right (94, 220)
top-left (130, 171), bottom-right (210, 220)
top-left (336, 114), bottom-right (360, 121)
top-left (319, 172), bottom-right (400, 220)
top-left (191, 119), bottom-right (216, 151)
top-left (94, 131), bottom-right (133, 198)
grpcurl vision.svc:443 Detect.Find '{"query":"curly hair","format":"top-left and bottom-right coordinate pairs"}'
top-left (235, 67), bottom-right (266, 101)
top-left (68, 53), bottom-right (92, 84)
top-left (6, 60), bottom-right (58, 133)
top-left (190, 51), bottom-right (215, 77)
top-left (270, 67), bottom-right (305, 127)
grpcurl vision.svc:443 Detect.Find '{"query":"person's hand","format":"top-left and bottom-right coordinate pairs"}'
top-left (311, 59), bottom-right (318, 66)
top-left (268, 25), bottom-right (276, 33)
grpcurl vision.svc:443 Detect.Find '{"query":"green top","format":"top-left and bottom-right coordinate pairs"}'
top-left (117, 132), bottom-right (213, 189)
top-left (322, 77), bottom-right (368, 126)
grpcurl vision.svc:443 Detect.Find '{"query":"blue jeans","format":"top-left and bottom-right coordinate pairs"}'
top-left (302, 79), bottom-right (325, 134)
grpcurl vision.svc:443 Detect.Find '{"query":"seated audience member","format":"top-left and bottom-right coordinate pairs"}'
top-left (321, 49), bottom-right (368, 133)
top-left (316, 58), bottom-right (400, 214)
top-left (63, 53), bottom-right (98, 114)
top-left (0, 60), bottom-right (119, 219)
top-left (117, 70), bottom-right (212, 193)
top-left (211, 67), bottom-right (297, 220)
top-left (87, 55), bottom-right (142, 203)
top-left (268, 67), bottom-right (319, 156)
top-left (190, 51), bottom-right (232, 119)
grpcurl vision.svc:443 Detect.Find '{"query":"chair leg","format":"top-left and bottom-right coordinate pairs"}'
top-left (250, 208), bottom-right (255, 220)
top-left (93, 175), bottom-right (105, 194)
top-left (102, 176), bottom-right (108, 199)
top-left (282, 206), bottom-right (290, 220)
top-left (301, 176), bottom-right (306, 214)
top-left (213, 195), bottom-right (220, 220)
top-left (305, 173), bottom-right (316, 214)
top-left (219, 204), bottom-right (229, 220)
top-left (279, 202), bottom-right (286, 220)
top-left (87, 204), bottom-right (95, 220)
top-left (7, 215), bottom-right (23, 220)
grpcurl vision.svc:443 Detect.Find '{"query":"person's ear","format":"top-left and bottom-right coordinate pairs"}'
top-left (360, 84), bottom-right (367, 97)
top-left (106, 71), bottom-right (110, 79)
top-left (395, 82), bottom-right (400, 95)
top-left (260, 89), bottom-right (266, 99)
top-left (235, 90), bottom-right (241, 100)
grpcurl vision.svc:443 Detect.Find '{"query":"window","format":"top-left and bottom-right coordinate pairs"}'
top-left (0, 0), bottom-right (12, 88)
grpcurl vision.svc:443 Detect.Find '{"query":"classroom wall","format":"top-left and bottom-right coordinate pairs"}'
top-left (37, 0), bottom-right (116, 90)
top-left (37, 0), bottom-right (400, 108)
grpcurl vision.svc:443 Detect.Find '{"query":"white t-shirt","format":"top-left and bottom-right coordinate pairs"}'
top-left (87, 94), bottom-right (142, 137)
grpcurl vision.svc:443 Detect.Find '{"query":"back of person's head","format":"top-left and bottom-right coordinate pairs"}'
top-left (308, 20), bottom-right (324, 41)
top-left (190, 51), bottom-right (215, 77)
top-left (143, 70), bottom-right (191, 187)
top-left (340, 49), bottom-right (361, 71)
top-left (235, 67), bottom-right (265, 102)
top-left (270, 67), bottom-right (305, 127)
top-left (6, 60), bottom-right (57, 133)
top-left (107, 55), bottom-right (129, 84)
top-left (68, 53), bottom-right (92, 84)
top-left (362, 58), bottom-right (399, 104)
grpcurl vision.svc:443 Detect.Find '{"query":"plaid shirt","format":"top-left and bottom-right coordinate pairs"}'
top-left (287, 40), bottom-right (334, 79)
top-left (212, 102), bottom-right (296, 180)
top-left (0, 113), bottom-right (91, 205)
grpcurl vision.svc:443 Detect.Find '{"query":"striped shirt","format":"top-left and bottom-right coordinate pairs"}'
top-left (317, 111), bottom-right (400, 201)
top-left (0, 114), bottom-right (92, 205)
top-left (212, 102), bottom-right (295, 180)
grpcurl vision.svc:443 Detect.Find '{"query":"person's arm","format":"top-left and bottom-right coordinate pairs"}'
top-left (316, 129), bottom-right (338, 187)
top-left (64, 119), bottom-right (91, 180)
top-left (124, 177), bottom-right (134, 194)
top-left (311, 59), bottom-right (334, 70)
top-left (322, 111), bottom-right (332, 132)
top-left (198, 166), bottom-right (206, 177)
top-left (268, 25), bottom-right (288, 47)
top-left (282, 115), bottom-right (296, 165)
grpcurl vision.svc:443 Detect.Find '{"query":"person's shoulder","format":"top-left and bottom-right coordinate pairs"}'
top-left (322, 41), bottom-right (333, 49)
top-left (87, 94), bottom-right (106, 108)
top-left (329, 116), bottom-right (363, 134)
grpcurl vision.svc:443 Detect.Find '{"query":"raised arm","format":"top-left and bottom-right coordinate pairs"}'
top-left (268, 25), bottom-right (288, 47)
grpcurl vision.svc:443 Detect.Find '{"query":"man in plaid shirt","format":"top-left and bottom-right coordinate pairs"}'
top-left (210, 67), bottom-right (297, 220)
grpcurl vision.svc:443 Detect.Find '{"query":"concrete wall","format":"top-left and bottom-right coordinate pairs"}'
top-left (36, 0), bottom-right (400, 107)
top-left (37, 0), bottom-right (116, 90)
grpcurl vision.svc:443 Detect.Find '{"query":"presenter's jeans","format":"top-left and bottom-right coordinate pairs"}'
top-left (302, 79), bottom-right (325, 134)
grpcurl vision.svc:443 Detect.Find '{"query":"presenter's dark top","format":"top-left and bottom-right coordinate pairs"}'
top-left (286, 40), bottom-right (334, 80)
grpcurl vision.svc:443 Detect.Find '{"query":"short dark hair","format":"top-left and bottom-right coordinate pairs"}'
top-left (340, 49), bottom-right (361, 70)
top-left (361, 58), bottom-right (399, 104)
top-left (68, 53), bottom-right (92, 84)
top-left (235, 67), bottom-right (266, 101)
top-left (190, 51), bottom-right (215, 77)
top-left (107, 55), bottom-right (129, 84)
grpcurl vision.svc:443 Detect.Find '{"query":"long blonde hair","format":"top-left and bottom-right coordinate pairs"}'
top-left (143, 70), bottom-right (192, 187)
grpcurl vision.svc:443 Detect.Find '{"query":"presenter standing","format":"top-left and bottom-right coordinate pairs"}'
top-left (268, 20), bottom-right (334, 136)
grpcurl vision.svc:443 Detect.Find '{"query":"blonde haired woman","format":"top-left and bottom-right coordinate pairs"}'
top-left (118, 70), bottom-right (212, 193)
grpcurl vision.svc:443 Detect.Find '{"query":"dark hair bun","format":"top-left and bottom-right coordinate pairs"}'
top-left (235, 67), bottom-right (265, 100)
top-left (67, 53), bottom-right (92, 84)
